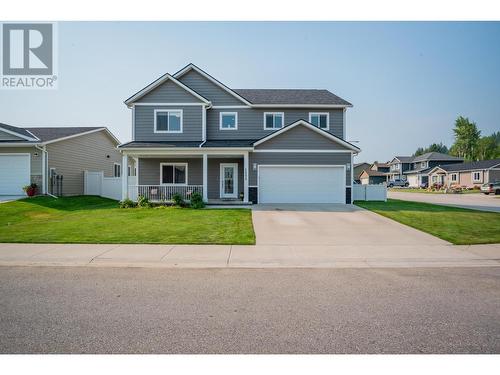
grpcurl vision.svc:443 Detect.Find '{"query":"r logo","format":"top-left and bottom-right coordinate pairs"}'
top-left (2, 23), bottom-right (53, 75)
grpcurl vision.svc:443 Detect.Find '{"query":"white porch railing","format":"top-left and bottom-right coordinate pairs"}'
top-left (128, 185), bottom-right (203, 202)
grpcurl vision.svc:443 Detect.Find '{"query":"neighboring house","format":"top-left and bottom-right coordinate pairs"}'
top-left (427, 159), bottom-right (500, 188)
top-left (0, 123), bottom-right (123, 196)
top-left (353, 162), bottom-right (371, 183)
top-left (359, 162), bottom-right (390, 185)
top-left (403, 152), bottom-right (463, 187)
top-left (118, 63), bottom-right (360, 204)
top-left (387, 156), bottom-right (413, 181)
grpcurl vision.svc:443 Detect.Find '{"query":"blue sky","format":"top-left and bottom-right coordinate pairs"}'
top-left (1, 21), bottom-right (499, 162)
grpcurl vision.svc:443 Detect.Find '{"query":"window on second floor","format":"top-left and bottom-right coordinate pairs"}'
top-left (264, 112), bottom-right (284, 130)
top-left (154, 109), bottom-right (183, 133)
top-left (220, 112), bottom-right (238, 130)
top-left (309, 113), bottom-right (329, 130)
top-left (420, 162), bottom-right (427, 168)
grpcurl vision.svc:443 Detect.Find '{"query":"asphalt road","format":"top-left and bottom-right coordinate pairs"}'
top-left (1, 266), bottom-right (499, 354)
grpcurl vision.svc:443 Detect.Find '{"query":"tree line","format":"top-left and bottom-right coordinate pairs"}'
top-left (413, 116), bottom-right (500, 161)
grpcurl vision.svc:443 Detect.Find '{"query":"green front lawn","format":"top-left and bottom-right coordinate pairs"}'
top-left (0, 196), bottom-right (255, 244)
top-left (355, 199), bottom-right (500, 245)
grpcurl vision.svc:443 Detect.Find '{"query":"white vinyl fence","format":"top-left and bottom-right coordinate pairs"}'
top-left (353, 184), bottom-right (387, 201)
top-left (84, 171), bottom-right (136, 201)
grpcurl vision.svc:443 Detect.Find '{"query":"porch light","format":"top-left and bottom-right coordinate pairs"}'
top-left (346, 163), bottom-right (351, 171)
top-left (253, 163), bottom-right (257, 171)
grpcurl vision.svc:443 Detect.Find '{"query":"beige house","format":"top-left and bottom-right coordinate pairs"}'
top-left (427, 159), bottom-right (500, 188)
top-left (0, 123), bottom-right (126, 196)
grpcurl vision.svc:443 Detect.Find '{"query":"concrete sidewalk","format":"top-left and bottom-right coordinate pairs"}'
top-left (0, 243), bottom-right (499, 269)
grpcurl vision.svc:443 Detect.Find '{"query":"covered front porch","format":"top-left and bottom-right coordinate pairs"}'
top-left (121, 149), bottom-right (250, 204)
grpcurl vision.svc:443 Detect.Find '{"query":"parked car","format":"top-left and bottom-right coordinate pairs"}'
top-left (388, 179), bottom-right (409, 188)
top-left (481, 181), bottom-right (500, 195)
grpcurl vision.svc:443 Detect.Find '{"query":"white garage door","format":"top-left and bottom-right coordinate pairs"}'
top-left (0, 154), bottom-right (31, 195)
top-left (259, 165), bottom-right (345, 204)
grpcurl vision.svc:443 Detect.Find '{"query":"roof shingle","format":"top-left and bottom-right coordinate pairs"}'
top-left (233, 89), bottom-right (352, 106)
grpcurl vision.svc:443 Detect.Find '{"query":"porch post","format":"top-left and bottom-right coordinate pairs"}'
top-left (243, 151), bottom-right (249, 203)
top-left (121, 153), bottom-right (128, 200)
top-left (202, 153), bottom-right (208, 202)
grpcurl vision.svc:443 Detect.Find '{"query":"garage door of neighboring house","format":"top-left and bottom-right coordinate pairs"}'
top-left (258, 165), bottom-right (345, 204)
top-left (0, 154), bottom-right (30, 195)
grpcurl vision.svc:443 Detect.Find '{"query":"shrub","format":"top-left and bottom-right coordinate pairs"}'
top-left (190, 192), bottom-right (205, 209)
top-left (119, 198), bottom-right (136, 208)
top-left (137, 195), bottom-right (152, 208)
top-left (171, 193), bottom-right (186, 207)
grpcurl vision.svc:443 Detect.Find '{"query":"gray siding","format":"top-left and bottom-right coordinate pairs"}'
top-left (487, 169), bottom-right (500, 183)
top-left (138, 157), bottom-right (243, 200)
top-left (0, 146), bottom-right (42, 186)
top-left (207, 108), bottom-right (344, 140)
top-left (249, 152), bottom-right (351, 186)
top-left (178, 69), bottom-right (245, 106)
top-left (46, 130), bottom-right (121, 196)
top-left (134, 105), bottom-right (203, 141)
top-left (138, 158), bottom-right (203, 186)
top-left (0, 129), bottom-right (25, 141)
top-left (255, 124), bottom-right (347, 150)
top-left (136, 79), bottom-right (202, 103)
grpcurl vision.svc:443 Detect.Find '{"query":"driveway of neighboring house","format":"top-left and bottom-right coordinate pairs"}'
top-left (251, 204), bottom-right (447, 245)
top-left (388, 191), bottom-right (500, 213)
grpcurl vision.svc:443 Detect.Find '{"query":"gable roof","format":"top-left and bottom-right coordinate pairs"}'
top-left (428, 159), bottom-right (500, 173)
top-left (360, 169), bottom-right (387, 178)
top-left (390, 156), bottom-right (413, 164)
top-left (253, 119), bottom-right (361, 152)
top-left (173, 63), bottom-right (252, 106)
top-left (0, 122), bottom-right (39, 141)
top-left (124, 72), bottom-right (211, 106)
top-left (0, 125), bottom-right (120, 145)
top-left (412, 152), bottom-right (462, 162)
top-left (234, 89), bottom-right (352, 107)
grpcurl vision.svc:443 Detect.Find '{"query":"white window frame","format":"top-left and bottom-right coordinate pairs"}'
top-left (154, 109), bottom-right (183, 134)
top-left (472, 171), bottom-right (481, 182)
top-left (421, 162), bottom-right (427, 168)
top-left (309, 112), bottom-right (330, 130)
top-left (160, 162), bottom-right (188, 185)
top-left (219, 112), bottom-right (238, 130)
top-left (450, 173), bottom-right (458, 182)
top-left (113, 163), bottom-right (121, 178)
top-left (263, 112), bottom-right (284, 130)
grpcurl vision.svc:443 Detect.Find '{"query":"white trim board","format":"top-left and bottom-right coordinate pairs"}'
top-left (253, 149), bottom-right (355, 153)
top-left (124, 73), bottom-right (211, 107)
top-left (253, 119), bottom-right (361, 152)
top-left (42, 128), bottom-right (121, 146)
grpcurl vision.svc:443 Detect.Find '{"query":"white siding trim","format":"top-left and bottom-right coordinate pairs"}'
top-left (132, 102), bottom-right (208, 107)
top-left (42, 128), bottom-right (121, 146)
top-left (253, 149), bottom-right (354, 153)
top-left (0, 126), bottom-right (39, 141)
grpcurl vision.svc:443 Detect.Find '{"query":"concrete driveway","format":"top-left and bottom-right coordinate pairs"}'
top-left (388, 191), bottom-right (500, 212)
top-left (252, 204), bottom-right (447, 246)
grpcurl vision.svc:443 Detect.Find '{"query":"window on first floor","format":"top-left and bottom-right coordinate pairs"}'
top-left (155, 109), bottom-right (183, 133)
top-left (451, 173), bottom-right (458, 182)
top-left (220, 112), bottom-right (238, 130)
top-left (114, 163), bottom-right (121, 178)
top-left (264, 112), bottom-right (284, 129)
top-left (472, 171), bottom-right (481, 182)
top-left (161, 163), bottom-right (187, 185)
top-left (309, 113), bottom-right (329, 130)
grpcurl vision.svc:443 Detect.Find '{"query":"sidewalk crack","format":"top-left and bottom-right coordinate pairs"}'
top-left (160, 246), bottom-right (176, 261)
top-left (88, 244), bottom-right (122, 265)
top-left (226, 245), bottom-right (233, 267)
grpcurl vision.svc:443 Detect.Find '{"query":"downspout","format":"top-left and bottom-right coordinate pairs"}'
top-left (35, 144), bottom-right (47, 195)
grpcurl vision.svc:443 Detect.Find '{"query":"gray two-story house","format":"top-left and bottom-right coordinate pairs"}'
top-left (118, 64), bottom-right (360, 204)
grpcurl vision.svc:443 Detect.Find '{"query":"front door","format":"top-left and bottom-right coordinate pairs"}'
top-left (220, 163), bottom-right (238, 198)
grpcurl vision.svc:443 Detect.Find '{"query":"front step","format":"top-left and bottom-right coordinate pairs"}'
top-left (207, 199), bottom-right (252, 206)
